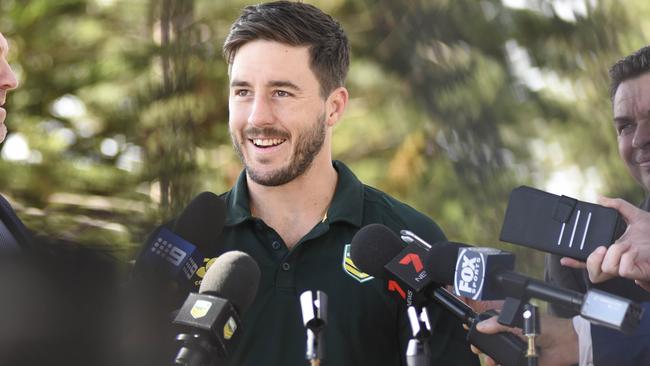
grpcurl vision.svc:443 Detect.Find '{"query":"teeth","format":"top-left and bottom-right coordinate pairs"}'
top-left (252, 138), bottom-right (284, 147)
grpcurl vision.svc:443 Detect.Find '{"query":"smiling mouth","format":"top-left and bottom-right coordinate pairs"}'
top-left (250, 138), bottom-right (286, 148)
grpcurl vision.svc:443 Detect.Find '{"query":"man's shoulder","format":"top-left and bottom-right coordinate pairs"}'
top-left (359, 183), bottom-right (446, 242)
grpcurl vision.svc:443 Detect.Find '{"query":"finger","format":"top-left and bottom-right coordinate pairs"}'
top-left (470, 345), bottom-right (481, 355)
top-left (483, 355), bottom-right (498, 366)
top-left (560, 257), bottom-right (586, 269)
top-left (635, 280), bottom-right (650, 292)
top-left (601, 242), bottom-right (630, 276)
top-left (618, 247), bottom-right (642, 280)
top-left (475, 315), bottom-right (510, 335)
top-left (599, 196), bottom-right (642, 224)
top-left (585, 246), bottom-right (612, 283)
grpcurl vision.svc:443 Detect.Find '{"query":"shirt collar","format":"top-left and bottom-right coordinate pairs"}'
top-left (223, 160), bottom-right (364, 228)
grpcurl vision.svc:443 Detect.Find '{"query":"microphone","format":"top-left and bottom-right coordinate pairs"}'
top-left (299, 290), bottom-right (327, 366)
top-left (173, 251), bottom-right (261, 366)
top-left (349, 224), bottom-right (528, 366)
top-left (354, 224), bottom-right (643, 334)
top-left (405, 306), bottom-right (432, 366)
top-left (451, 246), bottom-right (643, 333)
top-left (499, 186), bottom-right (626, 261)
top-left (133, 191), bottom-right (227, 305)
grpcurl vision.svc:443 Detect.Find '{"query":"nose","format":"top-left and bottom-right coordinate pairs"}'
top-left (0, 59), bottom-right (18, 91)
top-left (632, 119), bottom-right (650, 149)
top-left (247, 94), bottom-right (274, 127)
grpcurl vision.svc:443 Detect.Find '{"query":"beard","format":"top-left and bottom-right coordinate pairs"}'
top-left (231, 112), bottom-right (327, 187)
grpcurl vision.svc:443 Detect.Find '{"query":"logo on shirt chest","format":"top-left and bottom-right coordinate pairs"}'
top-left (342, 244), bottom-right (373, 283)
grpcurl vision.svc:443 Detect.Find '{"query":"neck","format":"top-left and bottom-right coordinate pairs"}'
top-left (247, 157), bottom-right (338, 248)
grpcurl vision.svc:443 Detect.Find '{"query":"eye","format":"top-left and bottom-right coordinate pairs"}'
top-left (273, 90), bottom-right (292, 97)
top-left (616, 121), bottom-right (635, 136)
top-left (233, 89), bottom-right (251, 97)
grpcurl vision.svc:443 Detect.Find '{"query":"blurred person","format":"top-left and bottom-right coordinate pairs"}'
top-left (546, 45), bottom-right (650, 316)
top-left (0, 31), bottom-right (30, 251)
top-left (0, 31), bottom-right (125, 366)
top-left (139, 1), bottom-right (480, 365)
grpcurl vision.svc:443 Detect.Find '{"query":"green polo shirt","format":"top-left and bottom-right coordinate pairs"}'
top-left (210, 160), bottom-right (478, 366)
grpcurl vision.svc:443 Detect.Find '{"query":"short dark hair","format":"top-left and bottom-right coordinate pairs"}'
top-left (223, 1), bottom-right (350, 97)
top-left (609, 45), bottom-right (650, 100)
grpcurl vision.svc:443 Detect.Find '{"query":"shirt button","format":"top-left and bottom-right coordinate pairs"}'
top-left (281, 262), bottom-right (291, 271)
top-left (271, 241), bottom-right (281, 250)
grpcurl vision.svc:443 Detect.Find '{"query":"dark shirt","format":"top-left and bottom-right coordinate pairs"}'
top-left (206, 161), bottom-right (478, 366)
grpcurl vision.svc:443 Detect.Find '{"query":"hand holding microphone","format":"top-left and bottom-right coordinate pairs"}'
top-left (473, 314), bottom-right (579, 366)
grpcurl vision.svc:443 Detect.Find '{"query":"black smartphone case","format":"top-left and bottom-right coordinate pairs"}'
top-left (499, 186), bottom-right (626, 261)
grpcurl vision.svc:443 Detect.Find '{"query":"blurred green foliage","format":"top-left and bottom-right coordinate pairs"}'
top-left (0, 0), bottom-right (648, 276)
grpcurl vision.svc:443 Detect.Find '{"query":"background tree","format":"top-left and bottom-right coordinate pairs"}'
top-left (0, 0), bottom-right (648, 277)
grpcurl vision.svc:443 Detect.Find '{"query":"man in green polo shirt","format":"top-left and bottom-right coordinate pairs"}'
top-left (198, 2), bottom-right (480, 365)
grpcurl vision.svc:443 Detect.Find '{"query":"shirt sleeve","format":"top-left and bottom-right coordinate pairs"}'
top-left (572, 315), bottom-right (593, 366)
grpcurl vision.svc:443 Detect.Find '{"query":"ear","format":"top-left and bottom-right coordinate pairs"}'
top-left (324, 86), bottom-right (349, 127)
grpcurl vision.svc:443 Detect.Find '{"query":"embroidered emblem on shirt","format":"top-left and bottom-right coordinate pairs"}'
top-left (342, 244), bottom-right (373, 283)
top-left (195, 257), bottom-right (218, 287)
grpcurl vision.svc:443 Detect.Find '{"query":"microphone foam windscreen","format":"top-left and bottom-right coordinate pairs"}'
top-left (199, 251), bottom-right (261, 314)
top-left (173, 191), bottom-right (227, 251)
top-left (349, 223), bottom-right (404, 279)
top-left (426, 241), bottom-right (470, 285)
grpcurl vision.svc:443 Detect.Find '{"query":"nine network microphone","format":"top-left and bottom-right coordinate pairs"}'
top-left (124, 191), bottom-right (227, 366)
top-left (173, 251), bottom-right (261, 366)
top-left (132, 191), bottom-right (227, 307)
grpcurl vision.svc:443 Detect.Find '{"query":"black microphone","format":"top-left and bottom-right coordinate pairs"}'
top-left (173, 251), bottom-right (261, 366)
top-left (358, 224), bottom-right (643, 334)
top-left (124, 192), bottom-right (227, 366)
top-left (349, 224), bottom-right (528, 366)
top-left (500, 186), bottom-right (626, 261)
top-left (451, 246), bottom-right (644, 334)
top-left (133, 191), bottom-right (227, 305)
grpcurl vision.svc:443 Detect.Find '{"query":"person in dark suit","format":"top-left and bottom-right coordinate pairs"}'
top-left (0, 194), bottom-right (32, 250)
top-left (0, 30), bottom-right (27, 251)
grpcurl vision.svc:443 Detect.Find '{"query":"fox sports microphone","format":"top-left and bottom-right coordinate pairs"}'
top-left (173, 251), bottom-right (260, 366)
top-left (350, 224), bottom-right (528, 366)
top-left (371, 225), bottom-right (643, 334)
top-left (452, 246), bottom-right (643, 334)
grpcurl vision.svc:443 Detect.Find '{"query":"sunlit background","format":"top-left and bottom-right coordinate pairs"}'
top-left (1, 0), bottom-right (649, 279)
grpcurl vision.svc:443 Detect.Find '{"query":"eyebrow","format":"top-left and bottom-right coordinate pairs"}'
top-left (230, 79), bottom-right (302, 91)
top-left (614, 109), bottom-right (650, 123)
top-left (613, 116), bottom-right (632, 124)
